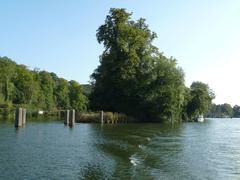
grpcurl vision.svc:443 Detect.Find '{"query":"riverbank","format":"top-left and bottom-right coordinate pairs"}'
top-left (76, 112), bottom-right (136, 123)
top-left (0, 107), bottom-right (136, 124)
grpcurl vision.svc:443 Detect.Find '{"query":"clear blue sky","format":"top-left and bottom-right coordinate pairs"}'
top-left (0, 0), bottom-right (240, 105)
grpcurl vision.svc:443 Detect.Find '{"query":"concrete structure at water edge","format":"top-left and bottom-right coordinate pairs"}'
top-left (65, 109), bottom-right (75, 126)
top-left (15, 108), bottom-right (27, 127)
top-left (15, 108), bottom-right (22, 127)
top-left (22, 108), bottom-right (26, 125)
top-left (64, 110), bottom-right (70, 125)
top-left (69, 109), bottom-right (75, 126)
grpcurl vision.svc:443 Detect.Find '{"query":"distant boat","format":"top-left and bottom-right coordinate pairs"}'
top-left (38, 110), bottom-right (44, 115)
top-left (197, 115), bottom-right (204, 122)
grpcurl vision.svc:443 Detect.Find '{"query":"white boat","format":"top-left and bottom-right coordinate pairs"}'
top-left (38, 110), bottom-right (44, 115)
top-left (197, 115), bottom-right (204, 122)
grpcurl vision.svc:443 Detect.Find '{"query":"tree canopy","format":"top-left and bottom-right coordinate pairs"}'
top-left (90, 8), bottom-right (204, 122)
top-left (185, 81), bottom-right (215, 119)
top-left (0, 56), bottom-right (88, 112)
top-left (207, 103), bottom-right (240, 118)
top-left (1, 9), bottom-right (217, 122)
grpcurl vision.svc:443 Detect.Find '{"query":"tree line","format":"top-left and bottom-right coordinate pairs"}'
top-left (207, 104), bottom-right (240, 118)
top-left (1, 8), bottom-right (217, 122)
top-left (0, 56), bottom-right (88, 114)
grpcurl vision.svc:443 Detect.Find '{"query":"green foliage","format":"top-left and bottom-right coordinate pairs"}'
top-left (69, 80), bottom-right (88, 112)
top-left (38, 71), bottom-right (56, 110)
top-left (13, 65), bottom-right (35, 104)
top-left (233, 105), bottom-right (240, 117)
top-left (186, 82), bottom-right (215, 119)
top-left (0, 57), bottom-right (16, 101)
top-left (0, 9), bottom-right (217, 122)
top-left (54, 78), bottom-right (70, 109)
top-left (207, 103), bottom-right (238, 118)
top-left (82, 84), bottom-right (93, 97)
top-left (0, 101), bottom-right (14, 118)
top-left (90, 8), bottom-right (186, 122)
top-left (221, 103), bottom-right (233, 117)
top-left (0, 56), bottom-right (88, 115)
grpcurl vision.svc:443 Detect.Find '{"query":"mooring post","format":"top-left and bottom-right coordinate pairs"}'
top-left (15, 108), bottom-right (23, 127)
top-left (69, 109), bottom-right (75, 126)
top-left (64, 110), bottom-right (70, 125)
top-left (22, 108), bottom-right (26, 125)
top-left (101, 110), bottom-right (104, 124)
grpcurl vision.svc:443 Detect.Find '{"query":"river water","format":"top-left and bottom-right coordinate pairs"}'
top-left (0, 118), bottom-right (240, 179)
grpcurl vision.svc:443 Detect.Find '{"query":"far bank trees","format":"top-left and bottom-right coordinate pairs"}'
top-left (0, 56), bottom-right (88, 115)
top-left (207, 104), bottom-right (240, 118)
top-left (185, 82), bottom-right (215, 120)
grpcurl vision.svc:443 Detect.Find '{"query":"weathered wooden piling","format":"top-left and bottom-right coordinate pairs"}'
top-left (22, 108), bottom-right (26, 125)
top-left (69, 109), bottom-right (75, 126)
top-left (15, 108), bottom-right (23, 127)
top-left (64, 110), bottom-right (70, 125)
top-left (101, 111), bottom-right (104, 124)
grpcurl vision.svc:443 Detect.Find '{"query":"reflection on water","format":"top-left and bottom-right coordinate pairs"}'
top-left (0, 119), bottom-right (240, 179)
top-left (79, 163), bottom-right (108, 180)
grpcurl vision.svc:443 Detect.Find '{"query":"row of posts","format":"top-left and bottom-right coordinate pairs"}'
top-left (64, 110), bottom-right (75, 126)
top-left (15, 108), bottom-right (75, 127)
top-left (15, 109), bottom-right (124, 127)
top-left (15, 108), bottom-right (27, 127)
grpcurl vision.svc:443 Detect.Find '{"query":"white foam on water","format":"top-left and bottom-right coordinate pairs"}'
top-left (146, 137), bottom-right (151, 141)
top-left (129, 155), bottom-right (140, 166)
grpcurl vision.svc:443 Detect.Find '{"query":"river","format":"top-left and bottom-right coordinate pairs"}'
top-left (0, 118), bottom-right (240, 179)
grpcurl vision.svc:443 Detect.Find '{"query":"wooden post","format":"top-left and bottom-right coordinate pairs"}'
top-left (69, 109), bottom-right (75, 126)
top-left (72, 109), bottom-right (75, 125)
top-left (101, 110), bottom-right (104, 124)
top-left (64, 110), bottom-right (70, 125)
top-left (22, 108), bottom-right (26, 125)
top-left (15, 108), bottom-right (23, 127)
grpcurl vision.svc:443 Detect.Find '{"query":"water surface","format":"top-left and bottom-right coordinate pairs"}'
top-left (0, 118), bottom-right (240, 179)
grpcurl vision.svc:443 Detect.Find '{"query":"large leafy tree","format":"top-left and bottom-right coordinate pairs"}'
top-left (12, 65), bottom-right (35, 104)
top-left (142, 57), bottom-right (185, 121)
top-left (233, 105), bottom-right (240, 118)
top-left (38, 71), bottom-right (56, 110)
top-left (54, 78), bottom-right (70, 109)
top-left (90, 8), bottom-right (186, 122)
top-left (69, 80), bottom-right (88, 112)
top-left (186, 81), bottom-right (215, 119)
top-left (221, 103), bottom-right (233, 117)
top-left (0, 57), bottom-right (16, 102)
